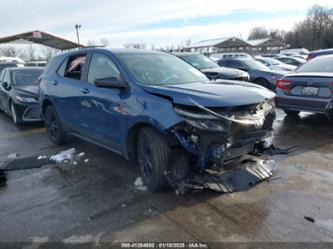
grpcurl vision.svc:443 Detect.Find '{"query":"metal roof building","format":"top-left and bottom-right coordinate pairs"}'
top-left (0, 30), bottom-right (83, 50)
top-left (186, 37), bottom-right (286, 55)
top-left (186, 37), bottom-right (250, 53)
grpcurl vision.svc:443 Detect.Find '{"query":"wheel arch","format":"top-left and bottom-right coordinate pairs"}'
top-left (42, 99), bottom-right (54, 115)
top-left (126, 121), bottom-right (167, 161)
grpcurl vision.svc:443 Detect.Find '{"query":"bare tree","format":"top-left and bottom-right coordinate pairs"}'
top-left (0, 46), bottom-right (19, 57)
top-left (41, 46), bottom-right (59, 61)
top-left (87, 40), bottom-right (97, 46)
top-left (100, 38), bottom-right (110, 47)
top-left (248, 27), bottom-right (269, 40)
top-left (185, 39), bottom-right (191, 47)
top-left (25, 45), bottom-right (36, 61)
top-left (285, 5), bottom-right (333, 50)
top-left (123, 43), bottom-right (146, 49)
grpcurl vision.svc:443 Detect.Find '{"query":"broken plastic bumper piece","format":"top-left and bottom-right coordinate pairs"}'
top-left (167, 158), bottom-right (275, 194)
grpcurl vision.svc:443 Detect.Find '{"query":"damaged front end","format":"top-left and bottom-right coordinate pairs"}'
top-left (165, 98), bottom-right (276, 193)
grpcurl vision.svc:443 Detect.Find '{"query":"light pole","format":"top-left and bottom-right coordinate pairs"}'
top-left (75, 24), bottom-right (81, 48)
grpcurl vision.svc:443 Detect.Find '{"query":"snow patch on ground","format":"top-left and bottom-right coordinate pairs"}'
top-left (37, 155), bottom-right (48, 160)
top-left (77, 152), bottom-right (85, 158)
top-left (134, 177), bottom-right (148, 191)
top-left (37, 148), bottom-right (91, 166)
top-left (50, 148), bottom-right (76, 163)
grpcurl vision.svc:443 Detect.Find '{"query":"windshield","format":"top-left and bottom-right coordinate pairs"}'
top-left (262, 57), bottom-right (280, 65)
top-left (243, 59), bottom-right (270, 71)
top-left (178, 54), bottom-right (218, 70)
top-left (117, 52), bottom-right (210, 85)
top-left (297, 56), bottom-right (333, 73)
top-left (12, 69), bottom-right (43, 85)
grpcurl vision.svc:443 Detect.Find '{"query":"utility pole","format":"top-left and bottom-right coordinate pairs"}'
top-left (75, 24), bottom-right (81, 48)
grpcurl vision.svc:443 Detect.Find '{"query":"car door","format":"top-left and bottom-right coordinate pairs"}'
top-left (50, 53), bottom-right (90, 131)
top-left (0, 70), bottom-right (12, 113)
top-left (79, 52), bottom-right (128, 151)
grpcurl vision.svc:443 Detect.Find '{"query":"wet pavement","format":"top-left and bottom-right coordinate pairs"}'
top-left (0, 109), bottom-right (333, 244)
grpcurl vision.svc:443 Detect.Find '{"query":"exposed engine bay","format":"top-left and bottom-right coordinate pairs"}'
top-left (165, 98), bottom-right (276, 193)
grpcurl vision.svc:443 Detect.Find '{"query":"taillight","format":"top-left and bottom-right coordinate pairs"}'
top-left (276, 79), bottom-right (292, 91)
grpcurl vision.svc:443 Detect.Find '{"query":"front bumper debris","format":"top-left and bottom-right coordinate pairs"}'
top-left (165, 158), bottom-right (275, 194)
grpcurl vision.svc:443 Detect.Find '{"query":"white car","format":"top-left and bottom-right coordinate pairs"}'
top-left (255, 56), bottom-right (297, 72)
top-left (280, 48), bottom-right (309, 57)
top-left (210, 52), bottom-right (251, 61)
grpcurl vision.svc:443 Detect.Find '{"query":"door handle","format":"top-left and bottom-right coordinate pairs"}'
top-left (52, 80), bottom-right (58, 86)
top-left (80, 88), bottom-right (90, 94)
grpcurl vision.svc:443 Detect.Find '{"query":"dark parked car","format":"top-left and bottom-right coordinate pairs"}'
top-left (40, 48), bottom-right (276, 191)
top-left (217, 58), bottom-right (286, 90)
top-left (173, 52), bottom-right (250, 81)
top-left (0, 67), bottom-right (43, 124)
top-left (275, 56), bottom-right (305, 67)
top-left (0, 62), bottom-right (24, 74)
top-left (275, 55), bottom-right (333, 118)
top-left (307, 48), bottom-right (333, 61)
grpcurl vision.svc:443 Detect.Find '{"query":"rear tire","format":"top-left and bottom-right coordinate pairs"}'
top-left (44, 105), bottom-right (67, 145)
top-left (137, 127), bottom-right (171, 191)
top-left (254, 78), bottom-right (271, 90)
top-left (283, 109), bottom-right (300, 116)
top-left (10, 102), bottom-right (22, 125)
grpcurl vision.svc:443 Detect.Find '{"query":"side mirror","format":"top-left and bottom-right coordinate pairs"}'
top-left (1, 81), bottom-right (9, 89)
top-left (94, 76), bottom-right (128, 89)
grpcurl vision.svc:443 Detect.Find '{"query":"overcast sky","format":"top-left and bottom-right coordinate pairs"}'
top-left (1, 0), bottom-right (333, 48)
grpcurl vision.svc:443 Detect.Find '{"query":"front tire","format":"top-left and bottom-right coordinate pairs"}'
top-left (137, 127), bottom-right (171, 191)
top-left (44, 105), bottom-right (67, 144)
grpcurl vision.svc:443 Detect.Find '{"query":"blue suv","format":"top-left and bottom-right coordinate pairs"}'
top-left (40, 48), bottom-right (276, 190)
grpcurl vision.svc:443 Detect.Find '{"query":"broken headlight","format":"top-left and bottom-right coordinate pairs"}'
top-left (184, 118), bottom-right (228, 131)
top-left (174, 106), bottom-right (230, 132)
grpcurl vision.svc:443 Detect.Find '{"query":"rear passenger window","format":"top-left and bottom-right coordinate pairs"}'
top-left (228, 60), bottom-right (243, 68)
top-left (87, 53), bottom-right (120, 84)
top-left (63, 54), bottom-right (87, 80)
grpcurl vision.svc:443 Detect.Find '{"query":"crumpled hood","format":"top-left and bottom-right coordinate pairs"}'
top-left (142, 81), bottom-right (275, 107)
top-left (201, 66), bottom-right (248, 78)
top-left (12, 85), bottom-right (39, 97)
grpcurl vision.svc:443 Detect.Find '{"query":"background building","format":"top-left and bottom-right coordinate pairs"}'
top-left (186, 36), bottom-right (286, 55)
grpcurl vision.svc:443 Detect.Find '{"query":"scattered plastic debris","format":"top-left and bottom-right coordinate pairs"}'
top-left (4, 156), bottom-right (55, 171)
top-left (37, 155), bottom-right (48, 160)
top-left (73, 161), bottom-right (78, 165)
top-left (77, 152), bottom-right (85, 158)
top-left (304, 216), bottom-right (315, 223)
top-left (253, 142), bottom-right (297, 156)
top-left (134, 177), bottom-right (148, 191)
top-left (7, 153), bottom-right (19, 159)
top-left (50, 148), bottom-right (76, 163)
top-left (84, 159), bottom-right (90, 163)
top-left (166, 158), bottom-right (276, 194)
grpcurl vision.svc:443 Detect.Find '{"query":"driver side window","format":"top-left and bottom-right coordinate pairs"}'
top-left (87, 53), bottom-right (120, 84)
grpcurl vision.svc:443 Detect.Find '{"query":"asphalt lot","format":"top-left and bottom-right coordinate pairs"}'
top-left (0, 109), bottom-right (333, 244)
